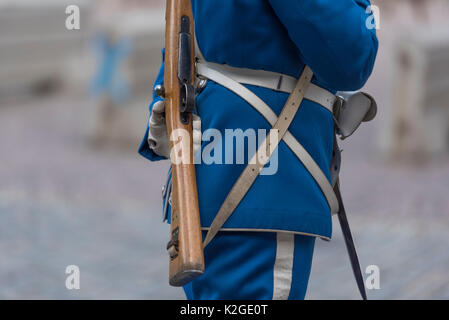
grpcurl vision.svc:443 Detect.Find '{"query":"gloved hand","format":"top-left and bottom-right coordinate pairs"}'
top-left (148, 100), bottom-right (202, 159)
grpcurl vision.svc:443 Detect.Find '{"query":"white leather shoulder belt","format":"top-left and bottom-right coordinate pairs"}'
top-left (197, 61), bottom-right (337, 113)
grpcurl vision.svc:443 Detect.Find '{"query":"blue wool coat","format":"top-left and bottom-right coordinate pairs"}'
top-left (139, 0), bottom-right (378, 239)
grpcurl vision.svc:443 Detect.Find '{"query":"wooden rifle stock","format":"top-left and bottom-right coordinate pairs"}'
top-left (163, 0), bottom-right (204, 286)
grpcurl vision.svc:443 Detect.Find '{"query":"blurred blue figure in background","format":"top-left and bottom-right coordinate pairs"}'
top-left (90, 31), bottom-right (133, 104)
top-left (89, 31), bottom-right (134, 147)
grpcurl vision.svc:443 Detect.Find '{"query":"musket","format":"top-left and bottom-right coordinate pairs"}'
top-left (156, 0), bottom-right (204, 286)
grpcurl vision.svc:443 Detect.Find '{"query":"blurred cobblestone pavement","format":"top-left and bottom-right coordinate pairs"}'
top-left (0, 94), bottom-right (182, 299)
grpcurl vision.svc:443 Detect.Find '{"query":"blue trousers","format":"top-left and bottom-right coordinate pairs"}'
top-left (183, 231), bottom-right (316, 300)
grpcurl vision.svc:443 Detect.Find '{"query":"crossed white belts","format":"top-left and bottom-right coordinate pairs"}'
top-left (195, 60), bottom-right (340, 247)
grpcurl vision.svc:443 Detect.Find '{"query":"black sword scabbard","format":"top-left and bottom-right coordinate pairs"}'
top-left (334, 181), bottom-right (368, 300)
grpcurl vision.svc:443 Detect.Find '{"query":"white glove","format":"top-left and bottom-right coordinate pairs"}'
top-left (148, 100), bottom-right (202, 159)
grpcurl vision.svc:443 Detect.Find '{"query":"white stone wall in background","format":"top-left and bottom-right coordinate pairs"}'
top-left (0, 1), bottom-right (92, 95)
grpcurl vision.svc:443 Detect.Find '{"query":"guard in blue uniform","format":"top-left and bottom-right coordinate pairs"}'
top-left (140, 0), bottom-right (378, 300)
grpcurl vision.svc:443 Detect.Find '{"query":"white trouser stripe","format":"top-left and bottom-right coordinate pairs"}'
top-left (273, 233), bottom-right (295, 300)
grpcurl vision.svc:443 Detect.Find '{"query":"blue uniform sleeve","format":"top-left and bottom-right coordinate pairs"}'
top-left (268, 0), bottom-right (378, 91)
top-left (138, 49), bottom-right (167, 162)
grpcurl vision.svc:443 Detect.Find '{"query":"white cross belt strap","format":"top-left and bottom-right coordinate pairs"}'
top-left (198, 61), bottom-right (336, 113)
top-left (203, 66), bottom-right (338, 247)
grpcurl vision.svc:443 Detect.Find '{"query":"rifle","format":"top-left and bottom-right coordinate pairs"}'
top-left (156, 0), bottom-right (205, 287)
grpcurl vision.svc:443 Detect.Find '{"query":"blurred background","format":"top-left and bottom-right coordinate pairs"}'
top-left (0, 0), bottom-right (448, 299)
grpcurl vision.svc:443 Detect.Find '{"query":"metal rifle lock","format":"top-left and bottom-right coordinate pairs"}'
top-left (178, 16), bottom-right (195, 124)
